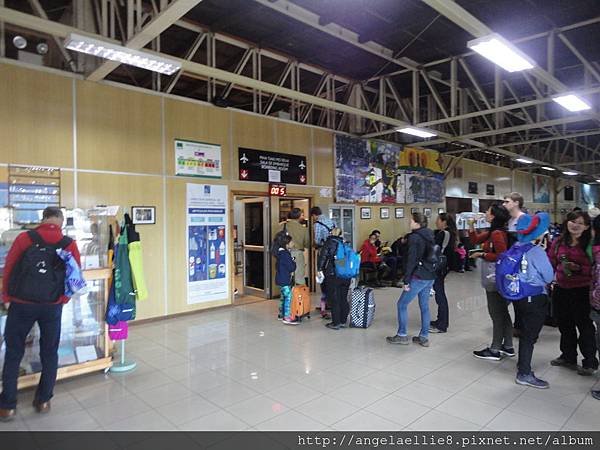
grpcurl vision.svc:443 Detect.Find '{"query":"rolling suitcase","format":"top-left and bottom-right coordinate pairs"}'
top-left (291, 285), bottom-right (311, 321)
top-left (349, 286), bottom-right (375, 328)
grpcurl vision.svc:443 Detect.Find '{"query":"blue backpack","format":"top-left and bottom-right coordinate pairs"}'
top-left (495, 243), bottom-right (544, 301)
top-left (334, 241), bottom-right (361, 279)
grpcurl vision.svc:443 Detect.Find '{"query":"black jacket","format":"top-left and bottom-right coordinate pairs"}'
top-left (403, 227), bottom-right (436, 283)
top-left (434, 228), bottom-right (456, 258)
top-left (275, 248), bottom-right (296, 286)
top-left (318, 235), bottom-right (343, 277)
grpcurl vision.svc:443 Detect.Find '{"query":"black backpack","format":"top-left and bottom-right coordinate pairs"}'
top-left (415, 233), bottom-right (444, 275)
top-left (8, 230), bottom-right (73, 303)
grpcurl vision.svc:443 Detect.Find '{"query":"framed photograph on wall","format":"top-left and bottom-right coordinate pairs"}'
top-left (360, 207), bottom-right (371, 220)
top-left (486, 184), bottom-right (495, 196)
top-left (380, 207), bottom-right (390, 219)
top-left (468, 182), bottom-right (478, 194)
top-left (132, 206), bottom-right (156, 225)
top-left (410, 207), bottom-right (418, 214)
top-left (424, 208), bottom-right (432, 218)
top-left (395, 207), bottom-right (404, 219)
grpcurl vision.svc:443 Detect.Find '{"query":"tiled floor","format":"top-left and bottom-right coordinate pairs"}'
top-left (7, 269), bottom-right (600, 431)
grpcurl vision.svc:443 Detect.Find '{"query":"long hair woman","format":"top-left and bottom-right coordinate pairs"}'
top-left (549, 211), bottom-right (598, 375)
top-left (469, 204), bottom-right (512, 361)
top-left (386, 212), bottom-right (437, 347)
top-left (430, 213), bottom-right (457, 333)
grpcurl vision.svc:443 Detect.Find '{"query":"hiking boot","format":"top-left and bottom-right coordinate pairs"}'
top-left (325, 322), bottom-right (340, 330)
top-left (412, 336), bottom-right (430, 347)
top-left (282, 317), bottom-right (299, 325)
top-left (551, 357), bottom-right (577, 370)
top-left (386, 335), bottom-right (410, 345)
top-left (515, 372), bottom-right (549, 389)
top-left (577, 366), bottom-right (596, 376)
top-left (0, 408), bottom-right (16, 422)
top-left (592, 390), bottom-right (600, 400)
top-left (499, 345), bottom-right (516, 357)
top-left (429, 326), bottom-right (446, 334)
top-left (473, 347), bottom-right (502, 361)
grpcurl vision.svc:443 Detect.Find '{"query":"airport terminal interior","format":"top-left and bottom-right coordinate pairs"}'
top-left (0, 0), bottom-right (600, 434)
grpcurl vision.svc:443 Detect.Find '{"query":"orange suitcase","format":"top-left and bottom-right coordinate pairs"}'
top-left (291, 285), bottom-right (311, 321)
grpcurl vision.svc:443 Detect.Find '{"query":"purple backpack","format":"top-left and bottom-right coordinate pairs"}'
top-left (496, 243), bottom-right (544, 301)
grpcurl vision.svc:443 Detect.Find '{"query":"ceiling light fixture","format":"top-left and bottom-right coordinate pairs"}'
top-left (552, 94), bottom-right (592, 112)
top-left (36, 42), bottom-right (48, 55)
top-left (595, 179), bottom-right (600, 183)
top-left (541, 166), bottom-right (556, 171)
top-left (13, 36), bottom-right (27, 50)
top-left (562, 171), bottom-right (578, 176)
top-left (515, 158), bottom-right (533, 164)
top-left (396, 127), bottom-right (437, 138)
top-left (64, 33), bottom-right (181, 75)
top-left (467, 33), bottom-right (535, 72)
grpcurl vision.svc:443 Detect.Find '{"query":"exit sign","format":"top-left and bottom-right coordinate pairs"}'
top-left (269, 183), bottom-right (287, 197)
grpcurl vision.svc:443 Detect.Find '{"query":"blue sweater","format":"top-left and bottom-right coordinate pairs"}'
top-left (275, 248), bottom-right (296, 286)
top-left (518, 243), bottom-right (555, 294)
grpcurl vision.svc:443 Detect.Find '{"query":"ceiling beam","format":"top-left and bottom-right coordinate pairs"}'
top-left (87, 0), bottom-right (203, 82)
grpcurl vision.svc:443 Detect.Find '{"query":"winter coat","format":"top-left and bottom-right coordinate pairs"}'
top-left (275, 248), bottom-right (296, 286)
top-left (403, 227), bottom-right (436, 283)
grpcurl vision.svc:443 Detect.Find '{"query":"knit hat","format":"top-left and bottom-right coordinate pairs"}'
top-left (516, 212), bottom-right (550, 243)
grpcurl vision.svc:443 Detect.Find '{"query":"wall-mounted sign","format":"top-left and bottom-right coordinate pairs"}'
top-left (175, 139), bottom-right (222, 178)
top-left (239, 148), bottom-right (307, 185)
top-left (269, 183), bottom-right (287, 197)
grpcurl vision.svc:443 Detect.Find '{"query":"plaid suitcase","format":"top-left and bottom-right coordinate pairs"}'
top-left (349, 286), bottom-right (375, 328)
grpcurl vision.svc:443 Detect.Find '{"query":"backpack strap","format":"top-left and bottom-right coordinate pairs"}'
top-left (315, 220), bottom-right (333, 232)
top-left (27, 230), bottom-right (45, 246)
top-left (441, 230), bottom-right (450, 252)
top-left (27, 230), bottom-right (72, 249)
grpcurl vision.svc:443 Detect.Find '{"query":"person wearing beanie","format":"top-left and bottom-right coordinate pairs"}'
top-left (510, 213), bottom-right (555, 389)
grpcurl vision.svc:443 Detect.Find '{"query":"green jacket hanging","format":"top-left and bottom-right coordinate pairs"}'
top-left (114, 226), bottom-right (136, 305)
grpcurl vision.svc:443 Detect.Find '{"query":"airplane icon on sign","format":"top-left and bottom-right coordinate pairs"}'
top-left (299, 160), bottom-right (306, 170)
top-left (240, 153), bottom-right (249, 164)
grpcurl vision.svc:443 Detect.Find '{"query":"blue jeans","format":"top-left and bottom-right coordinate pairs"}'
top-left (396, 278), bottom-right (434, 339)
top-left (0, 302), bottom-right (63, 409)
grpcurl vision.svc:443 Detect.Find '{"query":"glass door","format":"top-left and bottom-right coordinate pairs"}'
top-left (329, 205), bottom-right (355, 248)
top-left (242, 198), bottom-right (271, 298)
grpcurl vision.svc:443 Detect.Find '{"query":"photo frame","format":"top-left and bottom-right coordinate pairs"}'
top-left (410, 207), bottom-right (418, 214)
top-left (486, 184), bottom-right (495, 196)
top-left (380, 207), bottom-right (390, 219)
top-left (468, 182), bottom-right (478, 194)
top-left (424, 208), bottom-right (432, 218)
top-left (395, 207), bottom-right (404, 219)
top-left (360, 207), bottom-right (371, 220)
top-left (131, 206), bottom-right (156, 225)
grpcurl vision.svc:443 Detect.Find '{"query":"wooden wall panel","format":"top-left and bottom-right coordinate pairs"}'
top-left (60, 171), bottom-right (74, 209)
top-left (76, 81), bottom-right (162, 174)
top-left (164, 99), bottom-right (230, 177)
top-left (77, 172), bottom-right (165, 320)
top-left (231, 112), bottom-right (275, 180)
top-left (0, 65), bottom-right (73, 168)
top-left (313, 129), bottom-right (334, 188)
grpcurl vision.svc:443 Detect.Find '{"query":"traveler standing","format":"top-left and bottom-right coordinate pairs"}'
top-left (282, 208), bottom-right (309, 285)
top-left (589, 215), bottom-right (600, 399)
top-left (503, 192), bottom-right (526, 336)
top-left (470, 204), bottom-right (513, 361)
top-left (310, 206), bottom-right (335, 319)
top-left (0, 207), bottom-right (81, 421)
top-left (548, 211), bottom-right (598, 376)
top-left (317, 228), bottom-right (351, 330)
top-left (430, 213), bottom-right (457, 334)
top-left (274, 232), bottom-right (297, 325)
top-left (386, 213), bottom-right (437, 347)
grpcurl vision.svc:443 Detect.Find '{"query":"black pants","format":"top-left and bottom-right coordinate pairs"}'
top-left (0, 303), bottom-right (63, 409)
top-left (554, 286), bottom-right (599, 369)
top-left (325, 275), bottom-right (350, 326)
top-left (513, 302), bottom-right (523, 331)
top-left (432, 274), bottom-right (449, 331)
top-left (383, 256), bottom-right (400, 279)
top-left (513, 295), bottom-right (548, 375)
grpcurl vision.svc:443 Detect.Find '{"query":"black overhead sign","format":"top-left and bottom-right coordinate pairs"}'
top-left (238, 148), bottom-right (307, 185)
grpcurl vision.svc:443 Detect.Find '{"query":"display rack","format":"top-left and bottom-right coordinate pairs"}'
top-left (7, 165), bottom-right (61, 225)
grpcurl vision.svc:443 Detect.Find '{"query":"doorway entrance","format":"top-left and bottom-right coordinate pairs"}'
top-left (233, 196), bottom-right (271, 303)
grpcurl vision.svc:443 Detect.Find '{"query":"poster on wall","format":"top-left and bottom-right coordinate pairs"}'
top-left (532, 175), bottom-right (550, 203)
top-left (186, 183), bottom-right (229, 304)
top-left (238, 148), bottom-right (307, 184)
top-left (175, 139), bottom-right (222, 178)
top-left (581, 183), bottom-right (600, 206)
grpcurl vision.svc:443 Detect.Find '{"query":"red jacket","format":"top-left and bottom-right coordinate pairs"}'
top-left (360, 239), bottom-right (381, 264)
top-left (469, 229), bottom-right (508, 262)
top-left (2, 223), bottom-right (81, 304)
top-left (548, 238), bottom-right (591, 289)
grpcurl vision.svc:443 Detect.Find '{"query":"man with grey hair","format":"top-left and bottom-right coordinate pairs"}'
top-left (0, 207), bottom-right (81, 421)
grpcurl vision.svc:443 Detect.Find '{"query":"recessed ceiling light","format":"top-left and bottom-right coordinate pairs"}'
top-left (552, 94), bottom-right (592, 112)
top-left (467, 33), bottom-right (535, 72)
top-left (396, 127), bottom-right (437, 138)
top-left (541, 166), bottom-right (556, 171)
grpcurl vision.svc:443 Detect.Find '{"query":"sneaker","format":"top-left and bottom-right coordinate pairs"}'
top-left (499, 345), bottom-right (516, 357)
top-left (412, 336), bottom-right (430, 347)
top-left (473, 347), bottom-right (502, 361)
top-left (577, 366), bottom-right (596, 376)
top-left (515, 372), bottom-right (549, 389)
top-left (591, 390), bottom-right (600, 400)
top-left (429, 326), bottom-right (446, 333)
top-left (550, 357), bottom-right (578, 370)
top-left (430, 320), bottom-right (438, 327)
top-left (277, 314), bottom-right (283, 321)
top-left (282, 317), bottom-right (299, 325)
top-left (386, 335), bottom-right (410, 345)
top-left (325, 322), bottom-right (340, 330)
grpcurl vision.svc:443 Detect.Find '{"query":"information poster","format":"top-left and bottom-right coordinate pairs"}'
top-left (186, 184), bottom-right (229, 304)
top-left (175, 139), bottom-right (222, 178)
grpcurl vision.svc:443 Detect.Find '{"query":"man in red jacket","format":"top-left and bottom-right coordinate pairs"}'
top-left (0, 207), bottom-right (81, 421)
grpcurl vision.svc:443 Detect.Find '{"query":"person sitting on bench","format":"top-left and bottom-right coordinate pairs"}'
top-left (360, 232), bottom-right (389, 286)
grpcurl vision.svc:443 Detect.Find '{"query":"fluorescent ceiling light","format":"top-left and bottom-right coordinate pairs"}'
top-left (596, 179), bottom-right (600, 183)
top-left (64, 33), bottom-right (181, 75)
top-left (467, 33), bottom-right (535, 72)
top-left (541, 166), bottom-right (556, 171)
top-left (515, 158), bottom-right (533, 164)
top-left (396, 127), bottom-right (437, 138)
top-left (552, 94), bottom-right (592, 112)
top-left (562, 171), bottom-right (578, 176)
